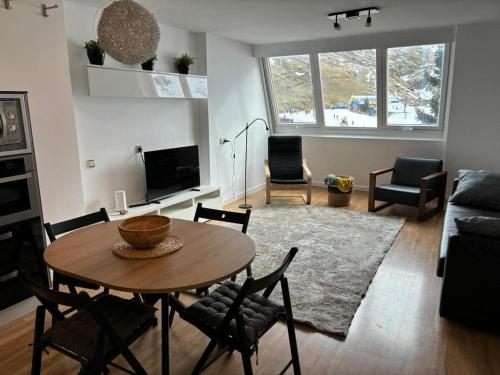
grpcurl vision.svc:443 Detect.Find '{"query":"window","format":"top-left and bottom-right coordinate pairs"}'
top-left (268, 55), bottom-right (316, 124)
top-left (264, 42), bottom-right (449, 133)
top-left (319, 49), bottom-right (377, 128)
top-left (387, 44), bottom-right (445, 126)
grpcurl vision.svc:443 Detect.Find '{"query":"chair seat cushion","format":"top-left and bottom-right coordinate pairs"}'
top-left (180, 281), bottom-right (284, 346)
top-left (374, 184), bottom-right (438, 207)
top-left (271, 178), bottom-right (307, 185)
top-left (43, 294), bottom-right (156, 360)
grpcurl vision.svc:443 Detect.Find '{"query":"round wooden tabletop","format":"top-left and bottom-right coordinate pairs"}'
top-left (44, 219), bottom-right (256, 294)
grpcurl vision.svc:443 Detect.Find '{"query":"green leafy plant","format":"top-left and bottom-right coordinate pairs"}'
top-left (84, 40), bottom-right (103, 53)
top-left (174, 53), bottom-right (195, 66)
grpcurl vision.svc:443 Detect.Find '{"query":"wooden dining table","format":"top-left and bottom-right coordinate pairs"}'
top-left (44, 218), bottom-right (256, 375)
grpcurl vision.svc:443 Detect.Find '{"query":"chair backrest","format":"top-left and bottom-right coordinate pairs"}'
top-left (44, 207), bottom-right (110, 242)
top-left (268, 136), bottom-right (303, 180)
top-left (213, 247), bottom-right (298, 336)
top-left (391, 157), bottom-right (443, 188)
top-left (193, 203), bottom-right (251, 233)
top-left (19, 271), bottom-right (89, 321)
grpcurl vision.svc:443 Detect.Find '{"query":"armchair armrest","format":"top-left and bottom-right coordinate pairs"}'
top-left (264, 159), bottom-right (271, 182)
top-left (421, 171), bottom-right (448, 183)
top-left (420, 171), bottom-right (448, 190)
top-left (370, 167), bottom-right (394, 177)
top-left (303, 159), bottom-right (312, 183)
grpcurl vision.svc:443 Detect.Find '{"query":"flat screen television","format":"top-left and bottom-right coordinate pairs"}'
top-left (144, 145), bottom-right (200, 202)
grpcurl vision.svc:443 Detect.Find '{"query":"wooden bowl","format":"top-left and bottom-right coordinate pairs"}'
top-left (118, 215), bottom-right (171, 249)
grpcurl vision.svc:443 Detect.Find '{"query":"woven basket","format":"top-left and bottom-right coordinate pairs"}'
top-left (328, 186), bottom-right (352, 207)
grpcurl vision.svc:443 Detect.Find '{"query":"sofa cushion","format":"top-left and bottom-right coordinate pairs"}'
top-left (374, 184), bottom-right (437, 207)
top-left (437, 203), bottom-right (500, 276)
top-left (391, 157), bottom-right (443, 188)
top-left (454, 216), bottom-right (500, 238)
top-left (449, 170), bottom-right (500, 211)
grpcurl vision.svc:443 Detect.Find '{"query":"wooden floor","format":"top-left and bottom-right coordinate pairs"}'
top-left (1, 187), bottom-right (499, 374)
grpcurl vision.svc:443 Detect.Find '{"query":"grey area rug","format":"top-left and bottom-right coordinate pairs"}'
top-left (242, 205), bottom-right (405, 337)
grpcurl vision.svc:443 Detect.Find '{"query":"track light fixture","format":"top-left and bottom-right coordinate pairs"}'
top-left (366, 9), bottom-right (372, 27)
top-left (333, 15), bottom-right (341, 31)
top-left (328, 7), bottom-right (379, 31)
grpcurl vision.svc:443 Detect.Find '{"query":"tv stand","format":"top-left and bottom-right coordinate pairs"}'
top-left (109, 186), bottom-right (222, 222)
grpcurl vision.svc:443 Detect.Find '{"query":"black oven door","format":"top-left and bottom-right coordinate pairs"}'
top-left (0, 217), bottom-right (47, 309)
top-left (0, 155), bottom-right (41, 227)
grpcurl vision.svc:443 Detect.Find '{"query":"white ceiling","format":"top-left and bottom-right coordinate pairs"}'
top-left (70, 0), bottom-right (500, 45)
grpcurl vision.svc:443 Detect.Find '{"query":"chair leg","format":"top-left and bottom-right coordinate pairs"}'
top-left (306, 182), bottom-right (311, 205)
top-left (191, 339), bottom-right (218, 375)
top-left (168, 292), bottom-right (180, 327)
top-left (241, 351), bottom-right (254, 375)
top-left (31, 306), bottom-right (45, 375)
top-left (266, 181), bottom-right (271, 204)
top-left (281, 278), bottom-right (301, 375)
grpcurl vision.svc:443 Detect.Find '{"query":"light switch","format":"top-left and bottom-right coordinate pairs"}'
top-left (86, 160), bottom-right (96, 168)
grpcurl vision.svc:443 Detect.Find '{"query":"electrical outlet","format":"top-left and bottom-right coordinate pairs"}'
top-left (86, 160), bottom-right (96, 168)
top-left (219, 138), bottom-right (230, 145)
top-left (135, 145), bottom-right (143, 153)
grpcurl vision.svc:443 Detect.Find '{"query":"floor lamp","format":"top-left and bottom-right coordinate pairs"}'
top-left (234, 118), bottom-right (269, 209)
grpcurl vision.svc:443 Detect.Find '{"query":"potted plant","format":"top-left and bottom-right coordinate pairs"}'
top-left (174, 53), bottom-right (195, 74)
top-left (84, 40), bottom-right (105, 66)
top-left (141, 55), bottom-right (157, 71)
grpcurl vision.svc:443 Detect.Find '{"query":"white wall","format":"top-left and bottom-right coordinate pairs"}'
top-left (445, 22), bottom-right (500, 178)
top-left (302, 137), bottom-right (446, 187)
top-left (205, 34), bottom-right (269, 202)
top-left (64, 1), bottom-right (205, 210)
top-left (0, 0), bottom-right (84, 223)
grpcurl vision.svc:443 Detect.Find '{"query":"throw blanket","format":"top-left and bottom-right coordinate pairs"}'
top-left (324, 174), bottom-right (354, 193)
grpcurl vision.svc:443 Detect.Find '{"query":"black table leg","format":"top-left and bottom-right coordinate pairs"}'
top-left (161, 294), bottom-right (170, 375)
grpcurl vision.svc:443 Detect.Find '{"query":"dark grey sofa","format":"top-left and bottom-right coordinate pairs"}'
top-left (438, 179), bottom-right (500, 330)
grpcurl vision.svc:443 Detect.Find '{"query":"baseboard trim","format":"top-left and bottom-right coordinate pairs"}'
top-left (222, 182), bottom-right (266, 205)
top-left (312, 181), bottom-right (368, 192)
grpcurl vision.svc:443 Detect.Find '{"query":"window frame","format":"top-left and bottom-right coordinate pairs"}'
top-left (262, 43), bottom-right (451, 134)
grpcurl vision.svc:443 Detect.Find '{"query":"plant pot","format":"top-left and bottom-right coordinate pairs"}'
top-left (176, 63), bottom-right (190, 74)
top-left (141, 60), bottom-right (155, 71)
top-left (87, 49), bottom-right (105, 65)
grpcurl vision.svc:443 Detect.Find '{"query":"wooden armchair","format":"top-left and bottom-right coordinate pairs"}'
top-left (265, 136), bottom-right (312, 205)
top-left (368, 157), bottom-right (448, 221)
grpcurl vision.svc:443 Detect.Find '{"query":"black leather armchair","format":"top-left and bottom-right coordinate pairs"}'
top-left (368, 157), bottom-right (447, 221)
top-left (265, 136), bottom-right (312, 205)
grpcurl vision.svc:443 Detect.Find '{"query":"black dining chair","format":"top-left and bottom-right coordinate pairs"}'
top-left (168, 202), bottom-right (252, 326)
top-left (194, 202), bottom-right (252, 280)
top-left (177, 247), bottom-right (301, 375)
top-left (20, 272), bottom-right (156, 375)
top-left (44, 208), bottom-right (110, 296)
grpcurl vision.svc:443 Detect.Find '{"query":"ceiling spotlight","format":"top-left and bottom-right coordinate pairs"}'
top-left (333, 15), bottom-right (341, 31)
top-left (366, 10), bottom-right (372, 27)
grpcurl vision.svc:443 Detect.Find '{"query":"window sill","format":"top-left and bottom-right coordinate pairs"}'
top-left (273, 127), bottom-right (446, 142)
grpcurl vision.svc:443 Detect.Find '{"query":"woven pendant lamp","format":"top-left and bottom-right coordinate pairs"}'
top-left (97, 0), bottom-right (160, 65)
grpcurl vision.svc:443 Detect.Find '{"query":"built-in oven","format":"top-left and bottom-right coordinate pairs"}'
top-left (0, 217), bottom-right (47, 309)
top-left (0, 154), bottom-right (41, 227)
top-left (0, 92), bottom-right (32, 157)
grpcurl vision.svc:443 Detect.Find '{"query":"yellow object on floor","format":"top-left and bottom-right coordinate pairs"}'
top-left (336, 175), bottom-right (354, 193)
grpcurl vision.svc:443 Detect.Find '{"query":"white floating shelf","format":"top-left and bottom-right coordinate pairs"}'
top-left (87, 65), bottom-right (208, 99)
